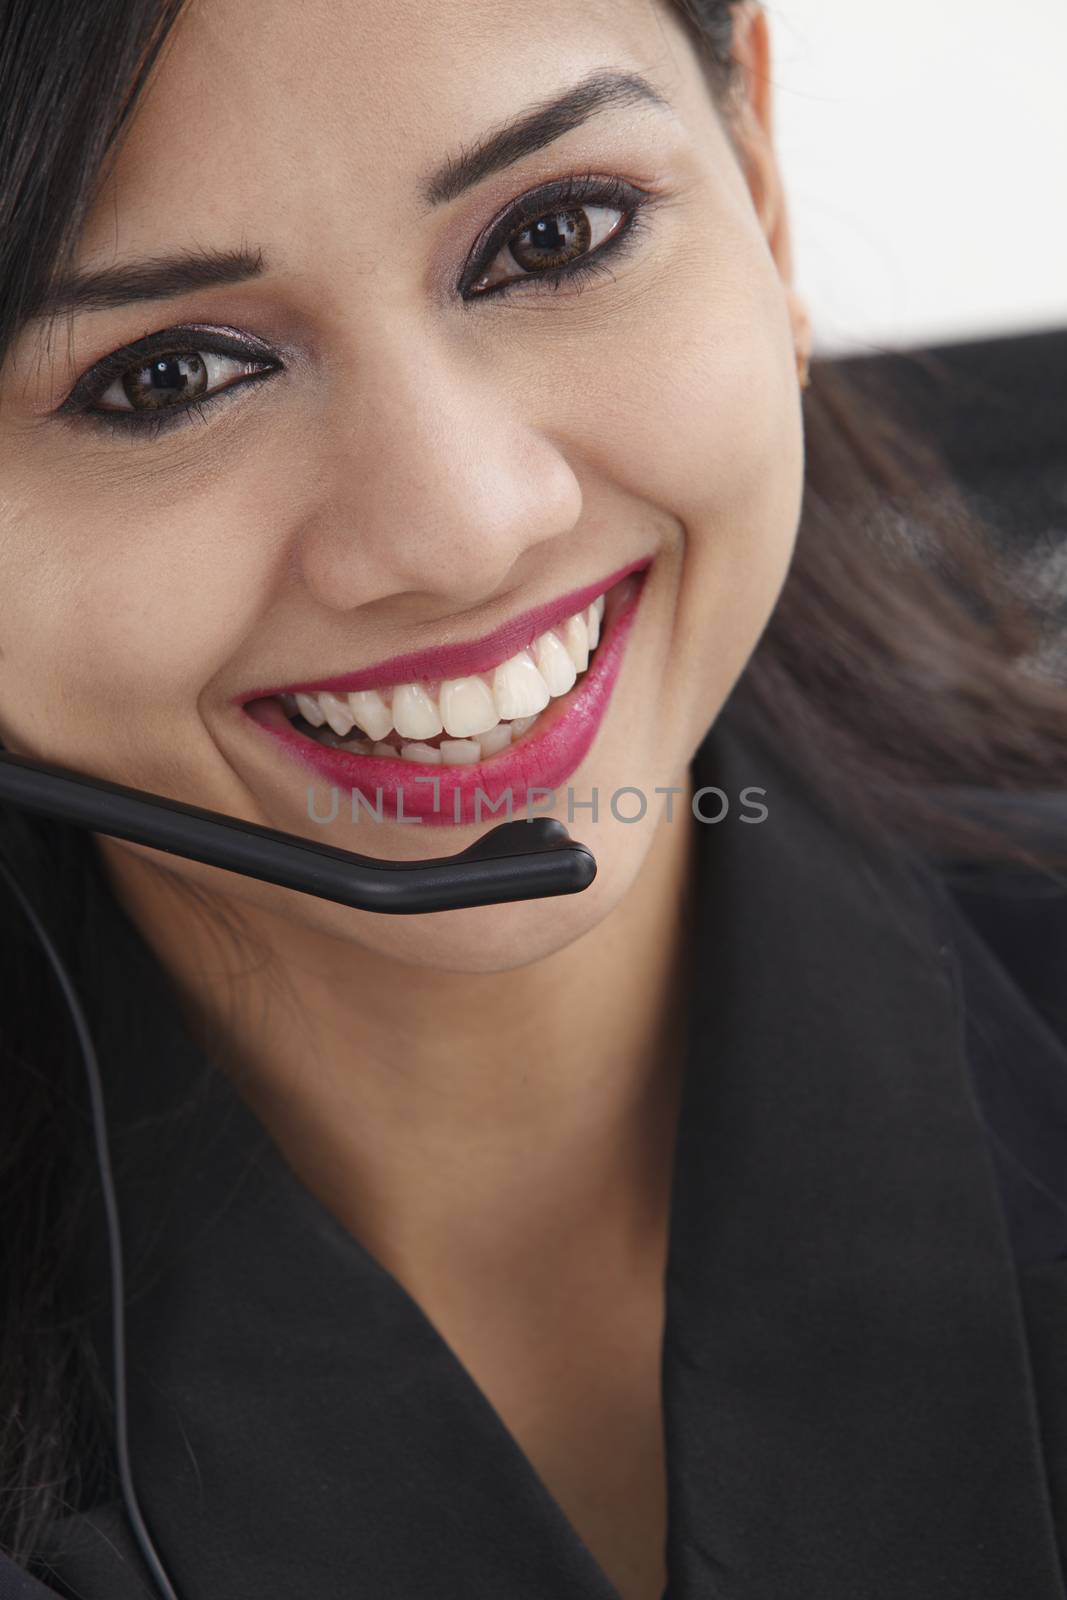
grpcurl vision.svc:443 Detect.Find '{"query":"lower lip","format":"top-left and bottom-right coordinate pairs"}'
top-left (242, 566), bottom-right (649, 828)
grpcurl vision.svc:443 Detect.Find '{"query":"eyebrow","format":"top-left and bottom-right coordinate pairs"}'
top-left (26, 68), bottom-right (671, 324)
top-left (419, 67), bottom-right (671, 207)
top-left (29, 244), bottom-right (269, 322)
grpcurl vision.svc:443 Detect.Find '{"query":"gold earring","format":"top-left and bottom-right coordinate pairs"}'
top-left (796, 346), bottom-right (812, 391)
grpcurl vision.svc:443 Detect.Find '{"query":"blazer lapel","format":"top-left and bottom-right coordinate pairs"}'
top-left (662, 705), bottom-right (1066, 1598)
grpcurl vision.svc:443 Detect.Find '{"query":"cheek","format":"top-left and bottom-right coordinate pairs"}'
top-left (667, 299), bottom-right (805, 718)
top-left (539, 239), bottom-right (805, 742)
top-left (0, 461), bottom-right (279, 762)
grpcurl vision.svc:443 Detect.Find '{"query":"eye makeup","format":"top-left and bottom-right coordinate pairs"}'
top-left (456, 168), bottom-right (661, 299)
top-left (54, 325), bottom-right (282, 441)
top-left (53, 165), bottom-right (666, 441)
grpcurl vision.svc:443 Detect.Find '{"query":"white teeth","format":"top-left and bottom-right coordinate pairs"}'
top-left (347, 689), bottom-right (393, 742)
top-left (439, 675), bottom-right (499, 738)
top-left (562, 612), bottom-right (589, 673)
top-left (533, 628), bottom-right (577, 697)
top-left (285, 589), bottom-right (609, 748)
top-left (439, 739), bottom-right (481, 765)
top-left (392, 683), bottom-right (443, 740)
top-left (400, 741), bottom-right (443, 764)
top-left (478, 721), bottom-right (513, 756)
top-left (492, 650), bottom-right (551, 720)
top-left (318, 691), bottom-right (356, 737)
top-left (295, 692), bottom-right (327, 727)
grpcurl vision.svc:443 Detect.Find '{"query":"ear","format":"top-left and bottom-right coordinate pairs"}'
top-left (728, 2), bottom-right (812, 378)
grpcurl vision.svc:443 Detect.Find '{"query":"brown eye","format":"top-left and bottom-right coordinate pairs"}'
top-left (473, 203), bottom-right (627, 294)
top-left (92, 349), bottom-right (265, 414)
top-left (507, 207), bottom-right (592, 272)
top-left (113, 352), bottom-right (209, 411)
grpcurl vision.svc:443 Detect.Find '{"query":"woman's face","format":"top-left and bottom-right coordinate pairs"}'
top-left (0, 0), bottom-right (806, 975)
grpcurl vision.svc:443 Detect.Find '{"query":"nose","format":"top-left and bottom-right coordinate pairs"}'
top-left (293, 332), bottom-right (583, 613)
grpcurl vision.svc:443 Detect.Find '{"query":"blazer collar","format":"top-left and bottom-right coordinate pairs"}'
top-left (47, 699), bottom-right (1066, 1600)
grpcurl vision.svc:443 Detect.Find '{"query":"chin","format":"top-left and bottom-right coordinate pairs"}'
top-left (308, 811), bottom-right (656, 975)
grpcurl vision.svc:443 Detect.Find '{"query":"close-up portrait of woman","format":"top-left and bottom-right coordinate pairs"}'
top-left (1, 1), bottom-right (1066, 1596)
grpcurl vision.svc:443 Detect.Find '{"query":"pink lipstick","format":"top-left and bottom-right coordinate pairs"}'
top-left (242, 560), bottom-right (650, 828)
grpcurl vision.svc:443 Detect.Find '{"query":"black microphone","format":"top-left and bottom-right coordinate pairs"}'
top-left (0, 750), bottom-right (596, 913)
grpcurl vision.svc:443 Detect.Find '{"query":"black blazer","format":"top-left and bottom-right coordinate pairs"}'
top-left (3, 701), bottom-right (1067, 1600)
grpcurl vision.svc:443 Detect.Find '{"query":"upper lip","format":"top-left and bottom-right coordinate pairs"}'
top-left (237, 556), bottom-right (651, 703)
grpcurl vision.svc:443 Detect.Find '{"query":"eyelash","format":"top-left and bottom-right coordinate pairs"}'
top-left (460, 170), bottom-right (655, 301)
top-left (61, 171), bottom-right (660, 442)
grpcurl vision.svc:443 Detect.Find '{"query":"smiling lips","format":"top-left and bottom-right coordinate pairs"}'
top-left (240, 556), bottom-right (650, 762)
top-left (279, 590), bottom-right (605, 766)
top-left (241, 558), bottom-right (650, 826)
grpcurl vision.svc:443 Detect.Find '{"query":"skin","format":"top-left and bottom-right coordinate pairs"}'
top-left (0, 1), bottom-right (809, 1594)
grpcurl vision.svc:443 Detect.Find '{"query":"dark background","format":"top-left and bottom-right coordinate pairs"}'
top-left (832, 324), bottom-right (1067, 682)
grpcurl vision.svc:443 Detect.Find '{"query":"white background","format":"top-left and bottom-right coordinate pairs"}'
top-left (765, 0), bottom-right (1067, 357)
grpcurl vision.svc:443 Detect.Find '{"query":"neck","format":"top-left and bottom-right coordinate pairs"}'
top-left (97, 772), bottom-right (697, 1305)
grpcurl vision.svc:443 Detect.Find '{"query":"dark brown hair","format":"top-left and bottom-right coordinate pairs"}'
top-left (1, 0), bottom-right (1065, 1569)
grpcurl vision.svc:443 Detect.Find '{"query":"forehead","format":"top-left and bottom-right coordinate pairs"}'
top-left (80, 0), bottom-right (709, 257)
